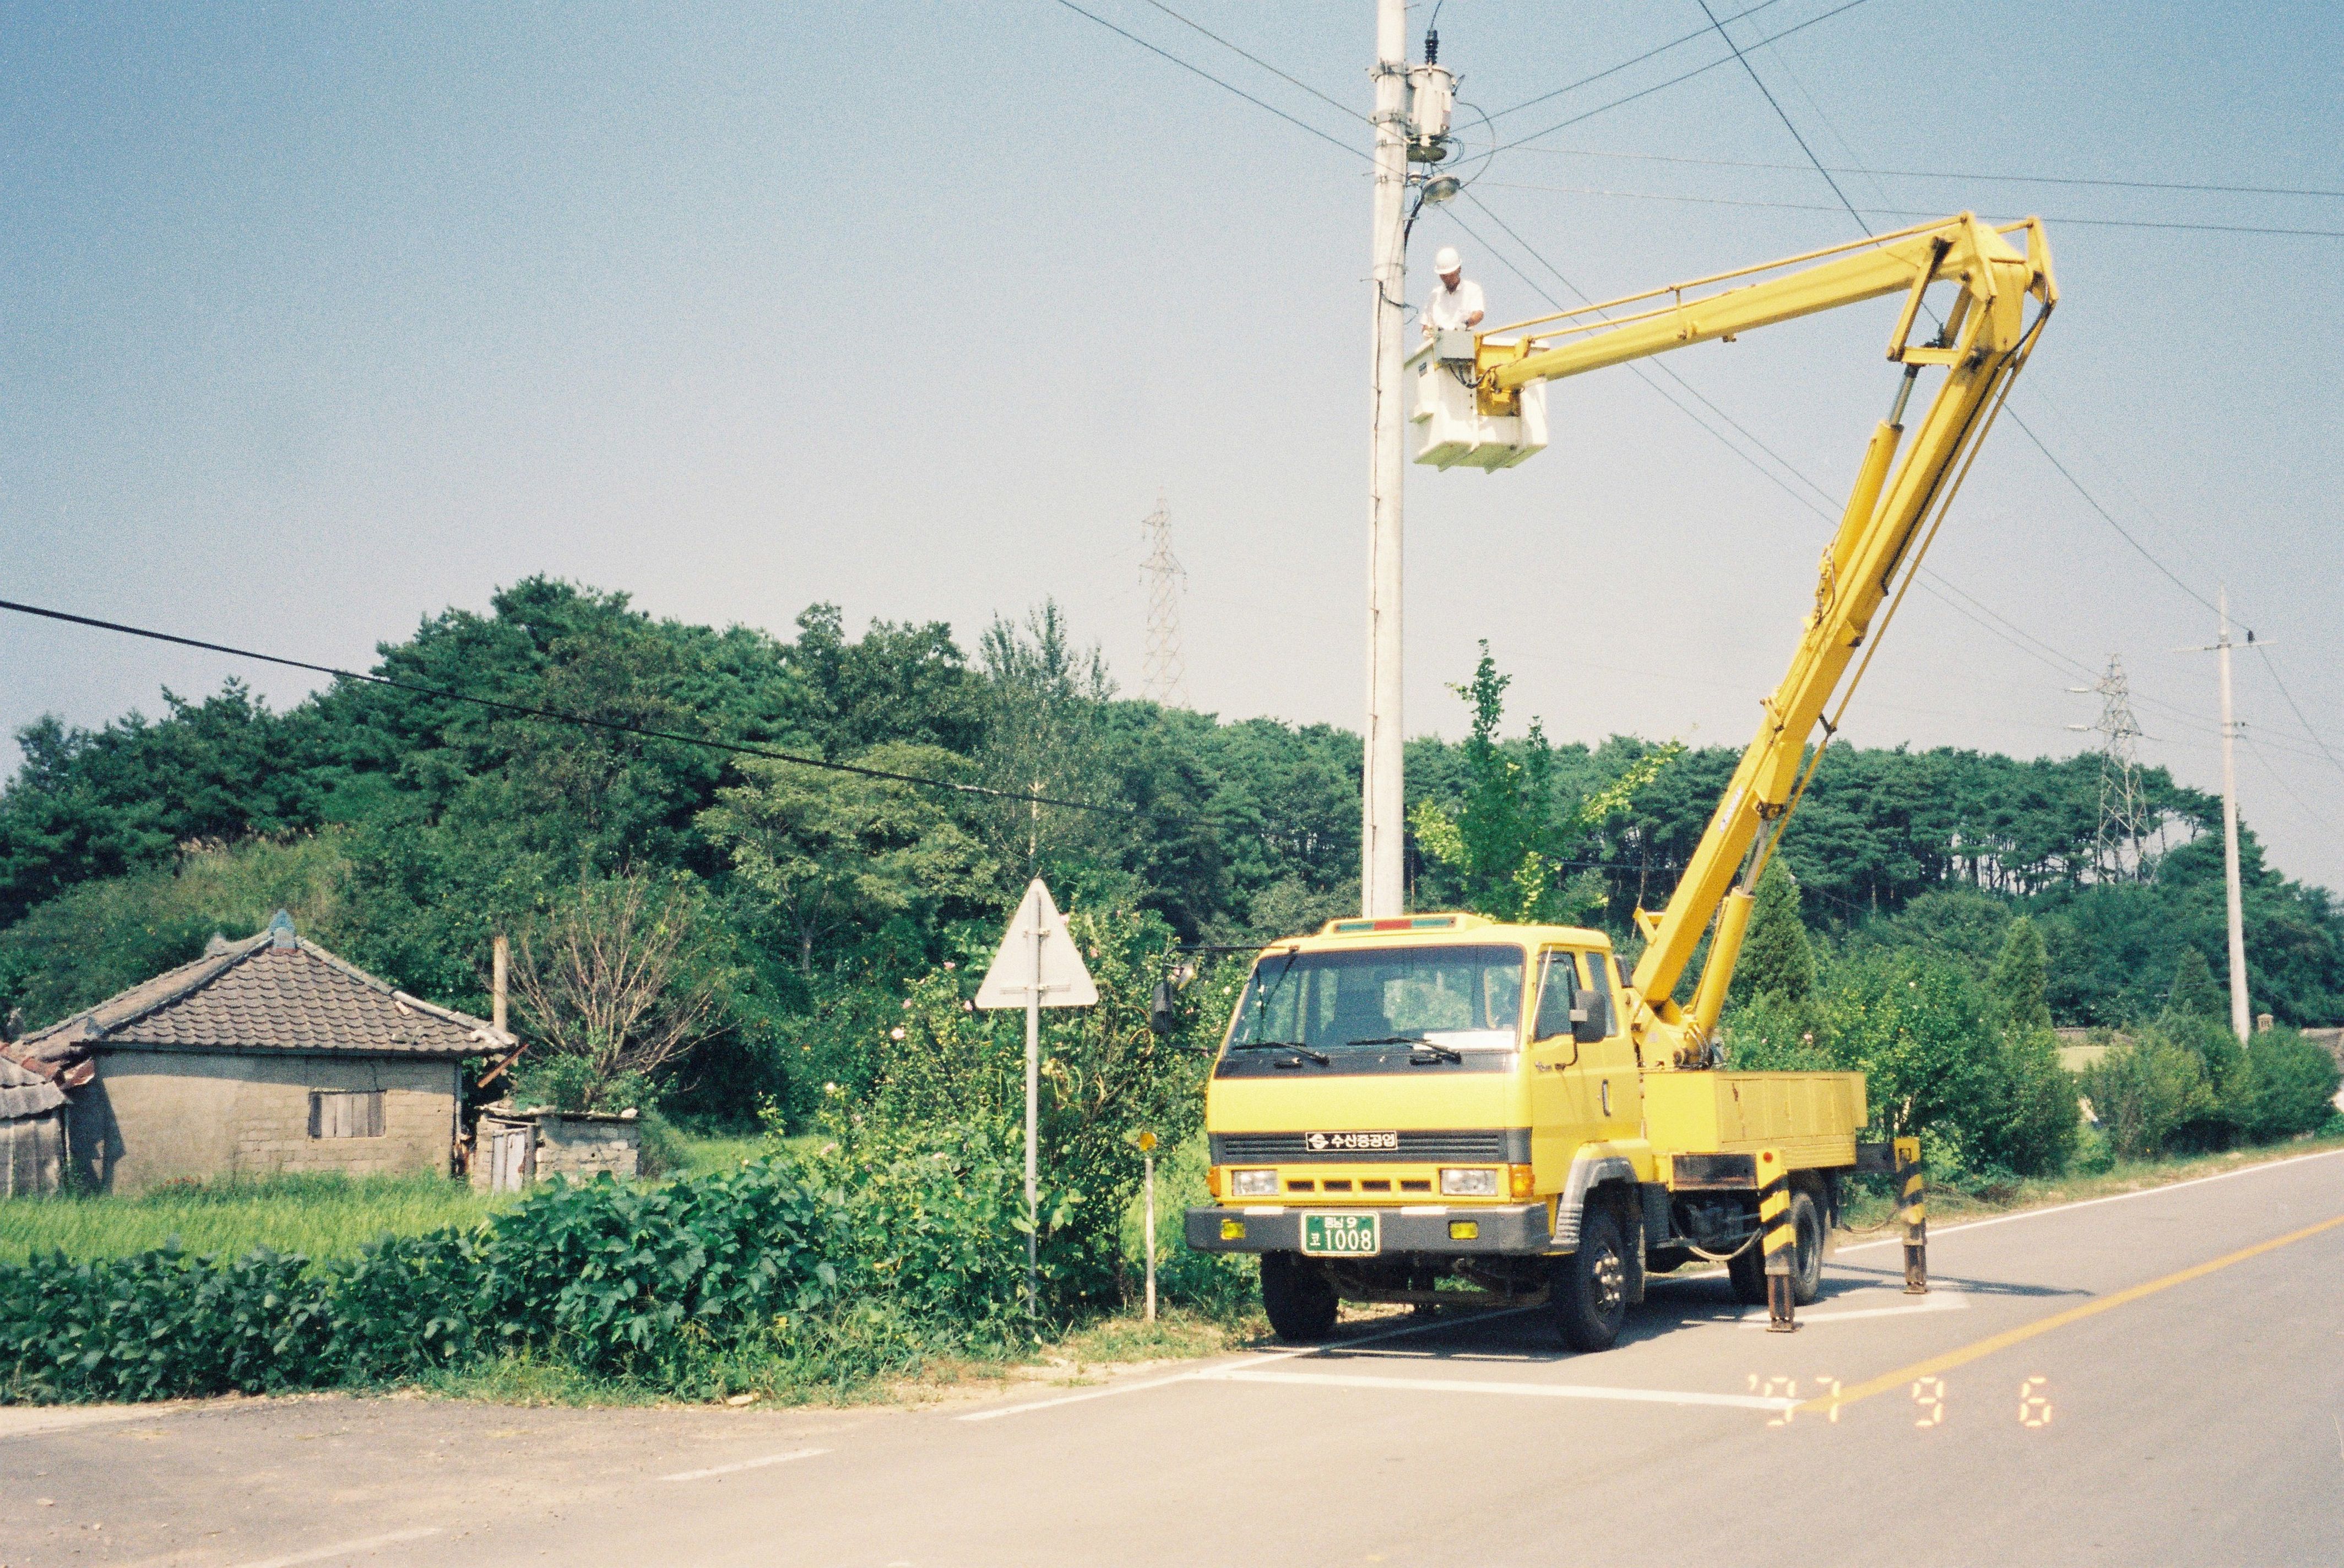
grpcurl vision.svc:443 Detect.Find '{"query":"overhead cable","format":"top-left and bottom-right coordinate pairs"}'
top-left (1489, 0), bottom-right (1882, 155)
top-left (1047, 0), bottom-right (1368, 161)
top-left (1480, 0), bottom-right (1793, 123)
top-left (2252, 645), bottom-right (2344, 782)
top-left (1130, 0), bottom-right (1365, 124)
top-left (0, 598), bottom-right (1201, 826)
top-left (1500, 144), bottom-right (2344, 202)
top-left (1471, 180), bottom-right (2344, 239)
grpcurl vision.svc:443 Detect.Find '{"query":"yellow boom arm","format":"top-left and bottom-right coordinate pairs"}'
top-left (1472, 213), bottom-right (2058, 1068)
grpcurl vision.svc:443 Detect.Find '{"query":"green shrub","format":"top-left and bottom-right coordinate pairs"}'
top-left (0, 1127), bottom-right (1033, 1404)
top-left (2232, 1028), bottom-right (2343, 1142)
top-left (2082, 1029), bottom-right (2216, 1159)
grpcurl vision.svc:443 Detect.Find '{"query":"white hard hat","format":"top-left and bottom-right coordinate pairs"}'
top-left (1435, 246), bottom-right (1462, 274)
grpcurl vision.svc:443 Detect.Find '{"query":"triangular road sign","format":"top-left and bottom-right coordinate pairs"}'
top-left (975, 879), bottom-right (1098, 1009)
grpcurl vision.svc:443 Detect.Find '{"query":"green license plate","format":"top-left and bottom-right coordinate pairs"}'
top-left (1300, 1213), bottom-right (1381, 1257)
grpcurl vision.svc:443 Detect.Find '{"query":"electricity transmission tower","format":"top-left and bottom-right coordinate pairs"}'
top-left (2070, 654), bottom-right (2150, 882)
top-left (1139, 496), bottom-right (1187, 708)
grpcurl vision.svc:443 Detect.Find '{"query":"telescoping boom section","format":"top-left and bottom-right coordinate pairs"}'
top-left (1471, 213), bottom-right (2058, 1069)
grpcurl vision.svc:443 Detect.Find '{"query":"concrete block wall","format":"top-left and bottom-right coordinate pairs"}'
top-left (70, 1050), bottom-right (461, 1193)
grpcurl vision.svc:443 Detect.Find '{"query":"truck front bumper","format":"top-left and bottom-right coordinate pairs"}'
top-left (1184, 1203), bottom-right (1555, 1257)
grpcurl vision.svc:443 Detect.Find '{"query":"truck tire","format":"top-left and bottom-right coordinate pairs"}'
top-left (1260, 1252), bottom-right (1339, 1342)
top-left (1790, 1189), bottom-right (1826, 1306)
top-left (1554, 1207), bottom-right (1630, 1353)
top-left (1726, 1191), bottom-right (1826, 1306)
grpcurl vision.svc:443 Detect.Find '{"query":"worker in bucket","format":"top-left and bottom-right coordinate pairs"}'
top-left (1423, 246), bottom-right (1485, 338)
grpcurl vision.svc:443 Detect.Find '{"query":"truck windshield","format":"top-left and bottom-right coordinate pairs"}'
top-left (1228, 945), bottom-right (1526, 1055)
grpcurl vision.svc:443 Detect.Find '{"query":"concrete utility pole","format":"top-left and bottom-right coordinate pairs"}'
top-left (2213, 588), bottom-right (2252, 1044)
top-left (1362, 0), bottom-right (1409, 918)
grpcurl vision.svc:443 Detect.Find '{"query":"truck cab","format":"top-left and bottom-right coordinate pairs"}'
top-left (1186, 914), bottom-right (1864, 1351)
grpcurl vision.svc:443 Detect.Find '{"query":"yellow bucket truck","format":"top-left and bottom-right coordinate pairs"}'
top-left (1187, 215), bottom-right (2058, 1350)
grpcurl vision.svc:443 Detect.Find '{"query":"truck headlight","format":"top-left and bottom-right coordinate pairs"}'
top-left (1231, 1168), bottom-right (1279, 1197)
top-left (1440, 1167), bottom-right (1499, 1197)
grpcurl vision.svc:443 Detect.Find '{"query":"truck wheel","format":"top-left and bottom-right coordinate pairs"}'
top-left (1260, 1252), bottom-right (1338, 1342)
top-left (1554, 1207), bottom-right (1630, 1353)
top-left (1790, 1190), bottom-right (1826, 1306)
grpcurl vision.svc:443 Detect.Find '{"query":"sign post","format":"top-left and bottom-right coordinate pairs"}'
top-left (1138, 1130), bottom-right (1159, 1323)
top-left (975, 880), bottom-right (1097, 1320)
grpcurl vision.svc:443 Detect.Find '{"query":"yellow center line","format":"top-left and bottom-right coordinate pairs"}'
top-left (1800, 1212), bottom-right (2344, 1417)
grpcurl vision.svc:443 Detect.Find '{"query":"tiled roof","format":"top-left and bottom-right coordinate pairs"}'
top-left (0, 1055), bottom-right (65, 1121)
top-left (20, 912), bottom-right (510, 1059)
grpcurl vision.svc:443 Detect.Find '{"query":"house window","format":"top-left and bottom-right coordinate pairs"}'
top-left (310, 1089), bottom-right (384, 1139)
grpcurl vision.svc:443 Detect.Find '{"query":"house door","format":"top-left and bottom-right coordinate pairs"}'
top-left (490, 1128), bottom-right (531, 1192)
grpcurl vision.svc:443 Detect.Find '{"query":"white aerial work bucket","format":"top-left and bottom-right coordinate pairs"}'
top-left (1410, 335), bottom-right (1548, 471)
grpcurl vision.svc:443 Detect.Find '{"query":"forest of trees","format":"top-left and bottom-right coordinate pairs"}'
top-left (3, 577), bottom-right (2339, 1133)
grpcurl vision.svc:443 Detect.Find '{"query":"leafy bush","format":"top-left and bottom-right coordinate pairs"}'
top-left (2232, 1028), bottom-right (2343, 1142)
top-left (2082, 1030), bottom-right (2216, 1159)
top-left (0, 1130), bottom-right (1033, 1404)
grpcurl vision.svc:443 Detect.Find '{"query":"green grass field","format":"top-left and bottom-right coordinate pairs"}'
top-left (0, 1172), bottom-right (504, 1265)
top-left (0, 1133), bottom-right (788, 1265)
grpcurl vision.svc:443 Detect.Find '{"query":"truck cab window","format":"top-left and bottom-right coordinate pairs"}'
top-left (1532, 949), bottom-right (1579, 1042)
top-left (1581, 950), bottom-right (1618, 1034)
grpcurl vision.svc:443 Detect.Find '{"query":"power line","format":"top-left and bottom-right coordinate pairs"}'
top-left (1693, 0), bottom-right (1868, 230)
top-left (1489, 0), bottom-right (1884, 156)
top-left (1480, 0), bottom-right (1793, 123)
top-left (1999, 413), bottom-right (2227, 621)
top-left (1471, 180), bottom-right (2344, 239)
top-left (1046, 0), bottom-right (1368, 161)
top-left (2252, 643), bottom-right (2344, 782)
top-left (0, 598), bottom-right (1201, 826)
top-left (1130, 0), bottom-right (1365, 125)
top-left (1499, 144), bottom-right (2344, 202)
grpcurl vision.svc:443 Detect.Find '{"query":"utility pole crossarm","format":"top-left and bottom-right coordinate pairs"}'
top-left (1479, 214), bottom-right (2059, 1071)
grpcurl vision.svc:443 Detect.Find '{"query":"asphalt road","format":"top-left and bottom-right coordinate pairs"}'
top-left (7, 1149), bottom-right (2342, 1568)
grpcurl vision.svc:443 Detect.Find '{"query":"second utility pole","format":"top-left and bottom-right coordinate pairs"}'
top-left (1362, 0), bottom-right (1409, 918)
top-left (2214, 587), bottom-right (2253, 1044)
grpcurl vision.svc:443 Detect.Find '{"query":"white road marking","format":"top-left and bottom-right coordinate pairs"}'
top-left (1837, 1146), bottom-right (2344, 1254)
top-left (1196, 1368), bottom-right (1797, 1411)
top-left (957, 1307), bottom-right (1539, 1422)
top-left (659, 1447), bottom-right (828, 1482)
top-left (1731, 1290), bottom-right (1969, 1326)
top-left (227, 1527), bottom-right (442, 1568)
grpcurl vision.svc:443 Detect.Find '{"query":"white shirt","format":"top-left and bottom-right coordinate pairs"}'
top-left (1424, 275), bottom-right (1486, 333)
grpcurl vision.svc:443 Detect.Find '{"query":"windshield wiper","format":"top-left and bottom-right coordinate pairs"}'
top-left (1231, 1039), bottom-right (1332, 1065)
top-left (1345, 1032), bottom-right (1464, 1064)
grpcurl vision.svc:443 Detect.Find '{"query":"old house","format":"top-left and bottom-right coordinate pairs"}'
top-left (16, 911), bottom-right (510, 1193)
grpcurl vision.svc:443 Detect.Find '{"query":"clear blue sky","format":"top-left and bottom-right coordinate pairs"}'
top-left (5, 2), bottom-right (2340, 890)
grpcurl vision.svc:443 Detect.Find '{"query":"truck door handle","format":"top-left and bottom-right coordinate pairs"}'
top-left (1601, 1080), bottom-right (1612, 1115)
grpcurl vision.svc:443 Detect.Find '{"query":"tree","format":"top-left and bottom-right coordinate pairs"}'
top-left (2164, 946), bottom-right (2226, 1023)
top-left (1409, 644), bottom-right (1678, 923)
top-left (1989, 915), bottom-right (2054, 1034)
top-left (1738, 859), bottom-right (1816, 1004)
top-left (509, 873), bottom-right (726, 1111)
top-left (698, 743), bottom-right (1000, 973)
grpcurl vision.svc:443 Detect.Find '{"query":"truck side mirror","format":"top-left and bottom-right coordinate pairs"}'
top-left (1570, 997), bottom-right (1607, 1045)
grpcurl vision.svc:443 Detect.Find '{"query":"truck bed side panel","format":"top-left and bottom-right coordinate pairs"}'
top-left (1645, 1070), bottom-right (1865, 1173)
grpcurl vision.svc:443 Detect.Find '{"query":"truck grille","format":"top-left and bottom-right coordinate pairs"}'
top-left (1211, 1129), bottom-right (1525, 1165)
